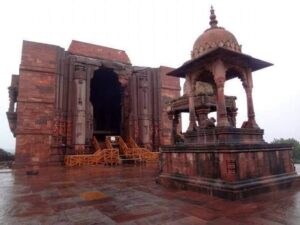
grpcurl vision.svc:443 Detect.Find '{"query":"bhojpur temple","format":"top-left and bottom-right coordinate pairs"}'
top-left (6, 7), bottom-right (300, 199)
top-left (7, 40), bottom-right (180, 167)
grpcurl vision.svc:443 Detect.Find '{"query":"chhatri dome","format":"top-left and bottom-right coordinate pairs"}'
top-left (191, 6), bottom-right (241, 59)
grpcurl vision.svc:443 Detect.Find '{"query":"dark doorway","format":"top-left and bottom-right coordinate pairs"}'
top-left (90, 68), bottom-right (122, 141)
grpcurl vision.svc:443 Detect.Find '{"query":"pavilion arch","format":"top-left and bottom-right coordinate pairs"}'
top-left (225, 66), bottom-right (256, 128)
top-left (194, 69), bottom-right (215, 84)
top-left (224, 67), bottom-right (245, 128)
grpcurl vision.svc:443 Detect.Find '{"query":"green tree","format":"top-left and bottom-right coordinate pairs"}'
top-left (271, 138), bottom-right (300, 162)
top-left (0, 148), bottom-right (14, 161)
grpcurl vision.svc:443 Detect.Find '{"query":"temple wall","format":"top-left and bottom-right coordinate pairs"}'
top-left (129, 67), bottom-right (180, 149)
top-left (129, 68), bottom-right (154, 148)
top-left (10, 40), bottom-right (181, 167)
top-left (158, 67), bottom-right (181, 145)
top-left (14, 41), bottom-right (64, 167)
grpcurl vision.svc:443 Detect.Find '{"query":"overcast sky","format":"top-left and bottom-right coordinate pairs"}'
top-left (0, 0), bottom-right (299, 152)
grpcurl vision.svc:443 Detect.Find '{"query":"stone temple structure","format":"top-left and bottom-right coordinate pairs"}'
top-left (7, 40), bottom-right (180, 168)
top-left (158, 7), bottom-right (300, 199)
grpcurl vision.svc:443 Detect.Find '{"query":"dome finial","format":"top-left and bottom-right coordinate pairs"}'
top-left (209, 6), bottom-right (218, 28)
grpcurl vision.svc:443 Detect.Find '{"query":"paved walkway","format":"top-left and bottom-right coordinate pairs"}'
top-left (0, 164), bottom-right (300, 225)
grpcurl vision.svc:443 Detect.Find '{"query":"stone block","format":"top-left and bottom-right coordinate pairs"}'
top-left (16, 102), bottom-right (54, 134)
top-left (21, 41), bottom-right (62, 70)
top-left (68, 40), bottom-right (131, 64)
top-left (18, 70), bottom-right (56, 102)
top-left (14, 134), bottom-right (51, 168)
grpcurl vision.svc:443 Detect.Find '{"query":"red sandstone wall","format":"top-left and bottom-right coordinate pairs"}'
top-left (161, 147), bottom-right (295, 182)
top-left (68, 40), bottom-right (131, 64)
top-left (159, 66), bottom-right (181, 145)
top-left (12, 40), bottom-right (180, 165)
top-left (14, 41), bottom-right (64, 167)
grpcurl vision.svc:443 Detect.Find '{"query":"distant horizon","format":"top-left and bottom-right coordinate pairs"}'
top-left (0, 148), bottom-right (15, 154)
top-left (2, 136), bottom-right (300, 154)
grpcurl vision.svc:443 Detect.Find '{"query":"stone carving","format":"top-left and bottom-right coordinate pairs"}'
top-left (6, 75), bottom-right (18, 136)
top-left (194, 81), bottom-right (214, 95)
top-left (183, 80), bottom-right (214, 96)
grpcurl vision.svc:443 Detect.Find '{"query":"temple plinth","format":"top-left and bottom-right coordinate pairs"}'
top-left (158, 7), bottom-right (300, 200)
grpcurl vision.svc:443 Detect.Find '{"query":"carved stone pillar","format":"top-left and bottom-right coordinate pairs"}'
top-left (212, 60), bottom-right (230, 127)
top-left (118, 72), bottom-right (129, 139)
top-left (168, 112), bottom-right (180, 144)
top-left (196, 108), bottom-right (210, 128)
top-left (129, 74), bottom-right (138, 140)
top-left (174, 113), bottom-right (180, 134)
top-left (227, 108), bottom-right (238, 127)
top-left (7, 85), bottom-right (18, 135)
top-left (8, 86), bottom-right (17, 112)
top-left (137, 74), bottom-right (150, 146)
top-left (187, 74), bottom-right (197, 131)
top-left (73, 64), bottom-right (87, 154)
top-left (168, 113), bottom-right (175, 144)
top-left (242, 70), bottom-right (259, 128)
top-left (85, 66), bottom-right (95, 150)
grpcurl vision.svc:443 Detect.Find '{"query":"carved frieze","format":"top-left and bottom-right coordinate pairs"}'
top-left (6, 112), bottom-right (17, 136)
top-left (74, 64), bottom-right (86, 80)
top-left (226, 160), bottom-right (237, 175)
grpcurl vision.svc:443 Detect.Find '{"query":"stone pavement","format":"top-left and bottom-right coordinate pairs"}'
top-left (0, 164), bottom-right (300, 225)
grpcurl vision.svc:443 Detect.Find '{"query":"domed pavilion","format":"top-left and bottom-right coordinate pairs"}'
top-left (158, 7), bottom-right (300, 200)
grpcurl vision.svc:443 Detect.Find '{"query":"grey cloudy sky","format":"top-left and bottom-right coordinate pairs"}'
top-left (0, 0), bottom-right (299, 152)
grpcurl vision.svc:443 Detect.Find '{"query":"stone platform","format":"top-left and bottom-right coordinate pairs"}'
top-left (158, 143), bottom-right (300, 200)
top-left (184, 127), bottom-right (265, 145)
top-left (1, 164), bottom-right (300, 224)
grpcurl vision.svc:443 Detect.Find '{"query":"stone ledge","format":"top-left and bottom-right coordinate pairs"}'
top-left (160, 143), bottom-right (293, 153)
top-left (20, 65), bottom-right (57, 74)
top-left (184, 127), bottom-right (265, 145)
top-left (157, 172), bottom-right (300, 200)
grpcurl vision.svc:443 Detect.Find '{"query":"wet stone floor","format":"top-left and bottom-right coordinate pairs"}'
top-left (1, 164), bottom-right (300, 225)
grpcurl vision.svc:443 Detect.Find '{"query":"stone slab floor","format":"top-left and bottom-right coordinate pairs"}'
top-left (1, 164), bottom-right (300, 225)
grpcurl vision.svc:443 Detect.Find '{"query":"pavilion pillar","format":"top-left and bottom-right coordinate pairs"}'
top-left (242, 70), bottom-right (259, 128)
top-left (187, 74), bottom-right (197, 131)
top-left (168, 112), bottom-right (180, 144)
top-left (173, 113), bottom-right (180, 143)
top-left (227, 108), bottom-right (238, 127)
top-left (213, 60), bottom-right (230, 127)
top-left (168, 113), bottom-right (175, 144)
top-left (196, 108), bottom-right (210, 128)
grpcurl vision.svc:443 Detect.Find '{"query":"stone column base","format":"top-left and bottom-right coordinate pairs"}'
top-left (158, 143), bottom-right (299, 200)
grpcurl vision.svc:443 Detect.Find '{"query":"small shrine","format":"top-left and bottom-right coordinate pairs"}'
top-left (158, 7), bottom-right (300, 200)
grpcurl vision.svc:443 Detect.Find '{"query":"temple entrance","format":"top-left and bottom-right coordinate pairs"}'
top-left (90, 68), bottom-right (122, 141)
